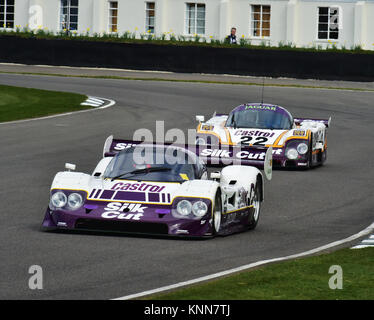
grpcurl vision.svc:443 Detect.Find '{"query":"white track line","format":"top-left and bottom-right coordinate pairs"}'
top-left (351, 233), bottom-right (374, 249)
top-left (113, 222), bottom-right (374, 300)
top-left (81, 102), bottom-right (102, 107)
top-left (0, 96), bottom-right (115, 125)
top-left (352, 245), bottom-right (374, 249)
top-left (85, 97), bottom-right (104, 104)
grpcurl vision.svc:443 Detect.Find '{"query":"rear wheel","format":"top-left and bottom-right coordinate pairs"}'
top-left (212, 192), bottom-right (222, 235)
top-left (248, 184), bottom-right (261, 230)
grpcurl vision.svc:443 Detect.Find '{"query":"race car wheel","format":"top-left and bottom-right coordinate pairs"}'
top-left (248, 184), bottom-right (261, 230)
top-left (212, 192), bottom-right (222, 235)
top-left (320, 148), bottom-right (327, 165)
top-left (307, 138), bottom-right (313, 169)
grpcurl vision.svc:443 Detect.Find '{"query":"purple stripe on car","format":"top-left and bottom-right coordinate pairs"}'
top-left (94, 189), bottom-right (102, 199)
top-left (149, 193), bottom-right (160, 202)
top-left (167, 194), bottom-right (171, 203)
top-left (162, 194), bottom-right (165, 202)
top-left (114, 191), bottom-right (146, 201)
top-left (100, 190), bottom-right (115, 200)
top-left (89, 189), bottom-right (96, 198)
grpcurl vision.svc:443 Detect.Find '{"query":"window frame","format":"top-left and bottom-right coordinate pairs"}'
top-left (145, 2), bottom-right (155, 34)
top-left (250, 4), bottom-right (271, 39)
top-left (59, 0), bottom-right (79, 31)
top-left (185, 2), bottom-right (206, 36)
top-left (108, 1), bottom-right (118, 33)
top-left (316, 6), bottom-right (340, 41)
top-left (0, 0), bottom-right (15, 30)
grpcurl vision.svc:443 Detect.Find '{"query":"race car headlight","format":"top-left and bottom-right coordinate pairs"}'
top-left (51, 192), bottom-right (67, 208)
top-left (67, 193), bottom-right (83, 210)
top-left (195, 137), bottom-right (206, 145)
top-left (176, 200), bottom-right (192, 216)
top-left (297, 143), bottom-right (308, 155)
top-left (286, 148), bottom-right (298, 160)
top-left (192, 201), bottom-right (208, 217)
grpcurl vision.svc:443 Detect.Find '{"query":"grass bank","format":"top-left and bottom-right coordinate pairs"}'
top-left (149, 248), bottom-right (374, 300)
top-left (0, 84), bottom-right (88, 122)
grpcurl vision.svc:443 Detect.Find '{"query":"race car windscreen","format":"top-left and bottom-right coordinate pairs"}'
top-left (103, 145), bottom-right (197, 182)
top-left (226, 108), bottom-right (293, 130)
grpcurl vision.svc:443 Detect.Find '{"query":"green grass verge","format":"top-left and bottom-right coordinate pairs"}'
top-left (148, 248), bottom-right (374, 300)
top-left (0, 84), bottom-right (88, 122)
top-left (1, 71), bottom-right (373, 93)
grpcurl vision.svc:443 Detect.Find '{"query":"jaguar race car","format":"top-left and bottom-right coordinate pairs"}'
top-left (196, 103), bottom-right (331, 168)
top-left (42, 136), bottom-right (272, 238)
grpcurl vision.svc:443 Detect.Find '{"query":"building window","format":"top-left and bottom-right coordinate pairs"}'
top-left (251, 5), bottom-right (271, 37)
top-left (109, 1), bottom-right (118, 33)
top-left (0, 0), bottom-right (15, 29)
top-left (185, 3), bottom-right (205, 35)
top-left (145, 2), bottom-right (155, 33)
top-left (318, 7), bottom-right (339, 40)
top-left (60, 0), bottom-right (79, 31)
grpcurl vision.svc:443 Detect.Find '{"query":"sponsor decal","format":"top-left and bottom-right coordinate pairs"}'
top-left (293, 130), bottom-right (306, 136)
top-left (201, 124), bottom-right (214, 131)
top-left (234, 130), bottom-right (276, 138)
top-left (111, 182), bottom-right (166, 193)
top-left (200, 148), bottom-right (282, 160)
top-left (239, 136), bottom-right (268, 145)
top-left (200, 149), bottom-right (232, 158)
top-left (245, 105), bottom-right (277, 111)
top-left (113, 143), bottom-right (138, 151)
top-left (101, 202), bottom-right (146, 220)
top-left (297, 163), bottom-right (308, 166)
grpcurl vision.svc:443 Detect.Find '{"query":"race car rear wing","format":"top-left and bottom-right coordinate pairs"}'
top-left (103, 136), bottom-right (273, 180)
top-left (294, 117), bottom-right (331, 128)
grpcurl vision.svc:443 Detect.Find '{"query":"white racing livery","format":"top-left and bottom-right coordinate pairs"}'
top-left (196, 103), bottom-right (331, 168)
top-left (42, 136), bottom-right (273, 237)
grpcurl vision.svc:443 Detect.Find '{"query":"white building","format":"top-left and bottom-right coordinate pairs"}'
top-left (2, 0), bottom-right (374, 50)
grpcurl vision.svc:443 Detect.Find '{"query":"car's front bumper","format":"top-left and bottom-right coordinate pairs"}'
top-left (42, 207), bottom-right (214, 238)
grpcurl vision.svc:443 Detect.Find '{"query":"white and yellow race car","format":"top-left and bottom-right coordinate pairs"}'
top-left (196, 103), bottom-right (331, 168)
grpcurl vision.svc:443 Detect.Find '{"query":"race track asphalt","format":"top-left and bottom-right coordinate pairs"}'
top-left (0, 72), bottom-right (373, 299)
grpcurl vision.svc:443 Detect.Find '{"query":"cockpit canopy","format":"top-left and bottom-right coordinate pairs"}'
top-left (226, 103), bottom-right (293, 130)
top-left (104, 144), bottom-right (205, 182)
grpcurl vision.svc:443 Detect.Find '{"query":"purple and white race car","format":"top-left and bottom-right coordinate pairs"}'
top-left (196, 103), bottom-right (331, 168)
top-left (42, 137), bottom-right (272, 237)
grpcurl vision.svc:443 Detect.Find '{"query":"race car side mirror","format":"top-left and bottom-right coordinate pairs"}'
top-left (65, 163), bottom-right (76, 171)
top-left (103, 135), bottom-right (113, 158)
top-left (210, 172), bottom-right (221, 180)
top-left (196, 115), bottom-right (205, 122)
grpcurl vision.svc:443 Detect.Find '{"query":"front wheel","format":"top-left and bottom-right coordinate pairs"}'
top-left (248, 184), bottom-right (261, 230)
top-left (305, 138), bottom-right (313, 169)
top-left (212, 192), bottom-right (222, 235)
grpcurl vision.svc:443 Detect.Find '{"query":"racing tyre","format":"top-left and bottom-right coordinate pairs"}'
top-left (319, 146), bottom-right (327, 166)
top-left (248, 184), bottom-right (261, 230)
top-left (212, 192), bottom-right (222, 235)
top-left (306, 138), bottom-right (313, 169)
